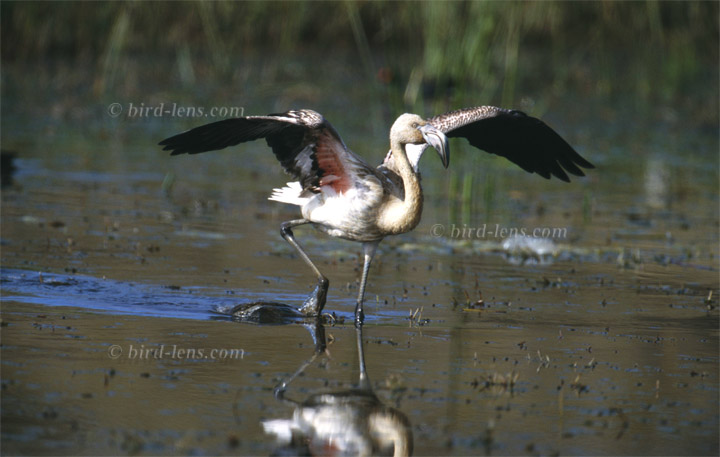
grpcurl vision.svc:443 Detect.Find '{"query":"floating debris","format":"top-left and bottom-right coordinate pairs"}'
top-left (570, 374), bottom-right (588, 394)
top-left (408, 306), bottom-right (429, 326)
top-left (472, 371), bottom-right (519, 395)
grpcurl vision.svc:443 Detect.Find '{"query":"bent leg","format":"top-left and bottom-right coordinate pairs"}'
top-left (280, 219), bottom-right (329, 316)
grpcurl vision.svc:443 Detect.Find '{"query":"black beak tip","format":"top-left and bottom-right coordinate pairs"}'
top-left (439, 148), bottom-right (450, 169)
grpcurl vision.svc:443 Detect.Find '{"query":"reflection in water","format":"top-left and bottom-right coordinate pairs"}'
top-left (644, 157), bottom-right (670, 209)
top-left (1, 150), bottom-right (17, 188)
top-left (263, 325), bottom-right (413, 456)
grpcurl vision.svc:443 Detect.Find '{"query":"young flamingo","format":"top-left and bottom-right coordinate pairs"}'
top-left (160, 106), bottom-right (593, 326)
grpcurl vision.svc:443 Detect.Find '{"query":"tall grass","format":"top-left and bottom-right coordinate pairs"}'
top-left (2, 0), bottom-right (716, 107)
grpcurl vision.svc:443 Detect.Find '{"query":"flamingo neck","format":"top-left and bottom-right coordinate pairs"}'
top-left (383, 143), bottom-right (427, 173)
top-left (379, 140), bottom-right (423, 234)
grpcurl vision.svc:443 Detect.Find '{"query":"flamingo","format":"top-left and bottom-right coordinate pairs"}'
top-left (159, 106), bottom-right (593, 326)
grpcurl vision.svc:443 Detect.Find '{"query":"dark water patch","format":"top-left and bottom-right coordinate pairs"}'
top-left (1, 268), bottom-right (259, 321)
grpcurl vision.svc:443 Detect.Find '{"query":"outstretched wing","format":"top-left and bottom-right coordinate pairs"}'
top-left (429, 106), bottom-right (594, 182)
top-left (159, 110), bottom-right (363, 193)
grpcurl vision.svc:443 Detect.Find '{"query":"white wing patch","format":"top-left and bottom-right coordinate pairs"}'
top-left (295, 144), bottom-right (316, 178)
top-left (269, 181), bottom-right (311, 206)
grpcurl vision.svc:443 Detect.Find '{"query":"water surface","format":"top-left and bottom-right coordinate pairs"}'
top-left (1, 52), bottom-right (718, 455)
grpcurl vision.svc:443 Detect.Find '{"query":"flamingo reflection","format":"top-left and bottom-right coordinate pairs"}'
top-left (263, 325), bottom-right (412, 456)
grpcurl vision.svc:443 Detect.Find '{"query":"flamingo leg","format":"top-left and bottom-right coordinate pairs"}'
top-left (355, 325), bottom-right (370, 389)
top-left (273, 321), bottom-right (327, 401)
top-left (280, 219), bottom-right (329, 316)
top-left (354, 241), bottom-right (379, 327)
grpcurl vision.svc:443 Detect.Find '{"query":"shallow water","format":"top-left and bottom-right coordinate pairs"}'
top-left (1, 53), bottom-right (719, 455)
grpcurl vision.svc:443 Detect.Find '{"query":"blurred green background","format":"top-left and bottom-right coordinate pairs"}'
top-left (2, 0), bottom-right (716, 113)
top-left (2, 0), bottom-right (717, 235)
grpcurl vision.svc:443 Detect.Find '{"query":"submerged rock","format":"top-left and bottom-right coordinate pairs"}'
top-left (214, 302), bottom-right (310, 324)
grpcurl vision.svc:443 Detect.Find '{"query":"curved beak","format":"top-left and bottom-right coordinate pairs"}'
top-left (418, 124), bottom-right (450, 168)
